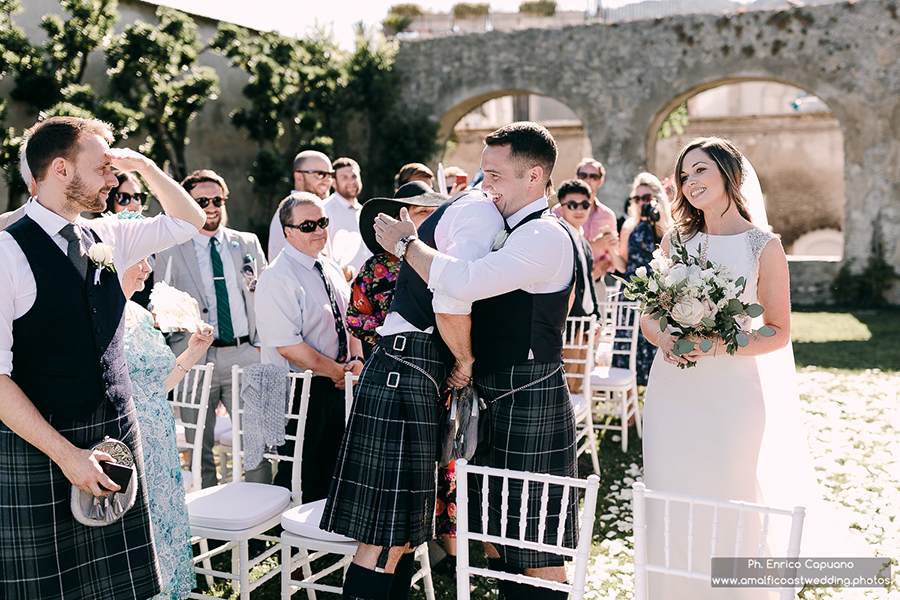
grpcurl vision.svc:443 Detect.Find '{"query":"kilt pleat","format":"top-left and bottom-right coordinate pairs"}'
top-left (0, 399), bottom-right (161, 600)
top-left (472, 361), bottom-right (578, 569)
top-left (321, 332), bottom-right (449, 548)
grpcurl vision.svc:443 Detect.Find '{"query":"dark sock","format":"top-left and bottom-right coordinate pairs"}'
top-left (342, 562), bottom-right (395, 600)
top-left (487, 557), bottom-right (529, 600)
top-left (388, 552), bottom-right (416, 600)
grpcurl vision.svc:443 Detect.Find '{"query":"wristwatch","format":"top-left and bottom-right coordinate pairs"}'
top-left (394, 235), bottom-right (417, 260)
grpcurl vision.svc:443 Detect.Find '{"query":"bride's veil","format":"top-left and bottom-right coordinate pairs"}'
top-left (742, 157), bottom-right (868, 556)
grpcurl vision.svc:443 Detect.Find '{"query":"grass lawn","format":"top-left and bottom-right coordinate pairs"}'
top-left (196, 307), bottom-right (900, 599)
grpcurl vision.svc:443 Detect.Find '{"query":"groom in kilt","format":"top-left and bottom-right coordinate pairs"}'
top-left (321, 182), bottom-right (503, 599)
top-left (0, 116), bottom-right (205, 599)
top-left (375, 122), bottom-right (578, 600)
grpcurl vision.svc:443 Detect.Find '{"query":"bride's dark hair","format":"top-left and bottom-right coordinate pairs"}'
top-left (672, 137), bottom-right (753, 239)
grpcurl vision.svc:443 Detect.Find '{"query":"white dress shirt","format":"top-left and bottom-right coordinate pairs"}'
top-left (321, 192), bottom-right (372, 274)
top-left (191, 230), bottom-right (251, 340)
top-left (268, 210), bottom-right (285, 261)
top-left (378, 191), bottom-right (503, 337)
top-left (255, 242), bottom-right (350, 372)
top-left (0, 200), bottom-right (198, 375)
top-left (428, 197), bottom-right (574, 303)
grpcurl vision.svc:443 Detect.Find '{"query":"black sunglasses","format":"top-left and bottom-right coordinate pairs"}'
top-left (285, 217), bottom-right (329, 233)
top-left (296, 169), bottom-right (335, 180)
top-left (631, 194), bottom-right (654, 203)
top-left (194, 196), bottom-right (226, 208)
top-left (576, 171), bottom-right (602, 181)
top-left (563, 200), bottom-right (591, 210)
top-left (115, 192), bottom-right (147, 206)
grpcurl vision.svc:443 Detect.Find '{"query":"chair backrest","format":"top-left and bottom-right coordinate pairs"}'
top-left (563, 315), bottom-right (596, 396)
top-left (169, 362), bottom-right (214, 493)
top-left (632, 482), bottom-right (805, 600)
top-left (599, 299), bottom-right (641, 372)
top-left (456, 459), bottom-right (601, 600)
top-left (231, 365), bottom-right (313, 503)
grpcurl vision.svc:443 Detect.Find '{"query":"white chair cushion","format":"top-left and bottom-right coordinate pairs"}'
top-left (175, 419), bottom-right (187, 445)
top-left (571, 393), bottom-right (590, 420)
top-left (282, 499), bottom-right (355, 543)
top-left (187, 481), bottom-right (291, 530)
top-left (181, 468), bottom-right (193, 492)
top-left (590, 366), bottom-right (635, 388)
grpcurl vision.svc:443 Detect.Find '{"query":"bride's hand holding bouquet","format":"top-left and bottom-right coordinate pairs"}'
top-left (619, 232), bottom-right (775, 368)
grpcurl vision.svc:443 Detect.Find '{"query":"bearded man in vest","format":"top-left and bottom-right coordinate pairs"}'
top-left (0, 116), bottom-right (205, 599)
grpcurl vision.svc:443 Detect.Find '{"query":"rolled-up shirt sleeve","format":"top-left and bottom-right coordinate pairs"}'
top-left (88, 214), bottom-right (199, 272)
top-left (428, 220), bottom-right (572, 304)
top-left (430, 196), bottom-right (503, 315)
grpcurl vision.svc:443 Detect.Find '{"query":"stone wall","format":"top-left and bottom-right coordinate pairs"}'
top-left (394, 0), bottom-right (900, 301)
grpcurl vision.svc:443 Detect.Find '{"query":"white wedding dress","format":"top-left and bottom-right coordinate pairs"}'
top-left (643, 228), bottom-right (778, 600)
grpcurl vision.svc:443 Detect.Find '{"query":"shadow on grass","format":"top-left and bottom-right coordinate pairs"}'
top-left (792, 307), bottom-right (900, 372)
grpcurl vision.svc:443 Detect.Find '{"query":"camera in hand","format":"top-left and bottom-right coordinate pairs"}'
top-left (641, 201), bottom-right (660, 223)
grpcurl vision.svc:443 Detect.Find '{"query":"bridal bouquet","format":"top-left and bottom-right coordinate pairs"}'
top-left (149, 281), bottom-right (203, 333)
top-left (619, 233), bottom-right (775, 368)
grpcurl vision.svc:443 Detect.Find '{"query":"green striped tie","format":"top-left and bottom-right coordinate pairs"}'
top-left (210, 237), bottom-right (234, 344)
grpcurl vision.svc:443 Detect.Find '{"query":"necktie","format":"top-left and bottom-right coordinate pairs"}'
top-left (580, 240), bottom-right (597, 315)
top-left (59, 223), bottom-right (88, 279)
top-left (313, 259), bottom-right (348, 363)
top-left (210, 237), bottom-right (234, 344)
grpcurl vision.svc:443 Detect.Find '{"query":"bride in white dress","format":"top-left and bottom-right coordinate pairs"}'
top-left (641, 137), bottom-right (806, 599)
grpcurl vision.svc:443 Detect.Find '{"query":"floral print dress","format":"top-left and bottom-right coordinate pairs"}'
top-left (345, 252), bottom-right (457, 537)
top-left (615, 220), bottom-right (658, 386)
top-left (124, 302), bottom-right (195, 600)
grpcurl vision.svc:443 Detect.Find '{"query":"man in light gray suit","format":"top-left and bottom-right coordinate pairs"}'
top-left (156, 169), bottom-right (269, 487)
top-left (0, 140), bottom-right (36, 231)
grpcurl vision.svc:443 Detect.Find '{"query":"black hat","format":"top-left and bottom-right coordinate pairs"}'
top-left (360, 181), bottom-right (449, 255)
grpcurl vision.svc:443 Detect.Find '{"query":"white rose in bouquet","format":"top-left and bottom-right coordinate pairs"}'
top-left (649, 249), bottom-right (671, 273)
top-left (670, 297), bottom-right (704, 327)
top-left (700, 298), bottom-right (719, 320)
top-left (664, 264), bottom-right (689, 288)
top-left (648, 279), bottom-right (659, 292)
top-left (634, 266), bottom-right (648, 279)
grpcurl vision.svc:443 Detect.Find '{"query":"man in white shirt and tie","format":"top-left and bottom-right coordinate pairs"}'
top-left (322, 157), bottom-right (372, 282)
top-left (267, 150), bottom-right (334, 260)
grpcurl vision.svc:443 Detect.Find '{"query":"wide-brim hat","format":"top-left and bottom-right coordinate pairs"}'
top-left (360, 181), bottom-right (449, 255)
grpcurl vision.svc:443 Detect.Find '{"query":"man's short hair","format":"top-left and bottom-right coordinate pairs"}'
top-left (396, 163), bottom-right (434, 188)
top-left (293, 150), bottom-right (331, 172)
top-left (557, 178), bottom-right (591, 202)
top-left (24, 116), bottom-right (114, 184)
top-left (181, 169), bottom-right (230, 197)
top-left (279, 191), bottom-right (322, 229)
top-left (576, 157), bottom-right (606, 180)
top-left (484, 121), bottom-right (557, 184)
top-left (332, 157), bottom-right (359, 172)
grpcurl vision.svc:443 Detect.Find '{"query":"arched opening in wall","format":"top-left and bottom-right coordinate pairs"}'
top-left (651, 81), bottom-right (845, 259)
top-left (440, 94), bottom-right (590, 192)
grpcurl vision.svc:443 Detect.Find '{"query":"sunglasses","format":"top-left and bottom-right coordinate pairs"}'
top-left (631, 194), bottom-right (654, 203)
top-left (563, 200), bottom-right (591, 210)
top-left (115, 192), bottom-right (147, 206)
top-left (296, 169), bottom-right (335, 180)
top-left (285, 217), bottom-right (329, 233)
top-left (576, 171), bottom-right (602, 181)
top-left (194, 196), bottom-right (226, 208)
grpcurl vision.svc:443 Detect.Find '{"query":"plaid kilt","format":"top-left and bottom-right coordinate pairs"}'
top-left (321, 332), bottom-right (449, 548)
top-left (471, 361), bottom-right (578, 569)
top-left (0, 398), bottom-right (161, 600)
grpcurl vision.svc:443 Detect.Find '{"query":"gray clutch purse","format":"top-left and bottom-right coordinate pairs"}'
top-left (70, 436), bottom-right (137, 527)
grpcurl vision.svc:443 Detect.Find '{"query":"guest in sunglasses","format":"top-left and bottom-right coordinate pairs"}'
top-left (101, 171), bottom-right (149, 215)
top-left (615, 172), bottom-right (673, 386)
top-left (155, 169), bottom-right (269, 488)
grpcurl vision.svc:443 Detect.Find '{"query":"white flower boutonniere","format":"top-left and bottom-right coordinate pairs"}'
top-left (88, 243), bottom-right (116, 284)
top-left (492, 230), bottom-right (509, 251)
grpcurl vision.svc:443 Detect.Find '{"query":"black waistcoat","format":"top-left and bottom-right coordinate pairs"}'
top-left (471, 210), bottom-right (576, 376)
top-left (388, 196), bottom-right (458, 362)
top-left (8, 216), bottom-right (132, 421)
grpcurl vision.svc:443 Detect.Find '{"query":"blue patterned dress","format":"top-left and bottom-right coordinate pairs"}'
top-left (614, 220), bottom-right (658, 386)
top-left (124, 302), bottom-right (195, 600)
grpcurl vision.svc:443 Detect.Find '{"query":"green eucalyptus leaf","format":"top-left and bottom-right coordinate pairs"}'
top-left (700, 317), bottom-right (716, 329)
top-left (735, 276), bottom-right (745, 288)
top-left (758, 325), bottom-right (777, 337)
top-left (745, 303), bottom-right (764, 318)
top-left (699, 339), bottom-right (713, 352)
top-left (673, 339), bottom-right (694, 355)
top-left (727, 299), bottom-right (743, 315)
top-left (736, 332), bottom-right (750, 347)
top-left (659, 315), bottom-right (668, 331)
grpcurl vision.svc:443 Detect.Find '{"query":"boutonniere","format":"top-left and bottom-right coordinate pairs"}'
top-left (88, 243), bottom-right (116, 284)
top-left (492, 229), bottom-right (509, 251)
top-left (241, 254), bottom-right (258, 292)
